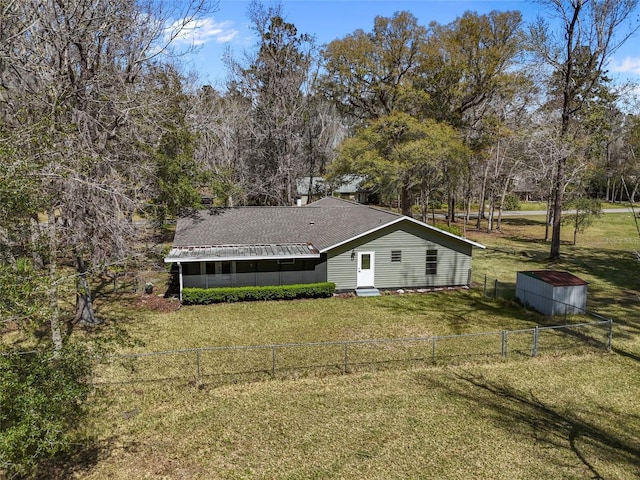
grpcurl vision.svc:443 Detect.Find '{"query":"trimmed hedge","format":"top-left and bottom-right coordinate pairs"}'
top-left (182, 282), bottom-right (336, 305)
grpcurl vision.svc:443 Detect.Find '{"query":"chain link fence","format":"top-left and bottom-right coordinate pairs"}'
top-left (473, 272), bottom-right (516, 301)
top-left (92, 319), bottom-right (612, 387)
top-left (473, 271), bottom-right (599, 321)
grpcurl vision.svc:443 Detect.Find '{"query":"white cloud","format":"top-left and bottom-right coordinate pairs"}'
top-left (169, 17), bottom-right (238, 46)
top-left (610, 56), bottom-right (640, 75)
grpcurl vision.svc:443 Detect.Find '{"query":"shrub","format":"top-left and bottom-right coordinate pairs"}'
top-left (0, 343), bottom-right (92, 479)
top-left (502, 193), bottom-right (521, 211)
top-left (435, 223), bottom-right (463, 237)
top-left (182, 282), bottom-right (336, 305)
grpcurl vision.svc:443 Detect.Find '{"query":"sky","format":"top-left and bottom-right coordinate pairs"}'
top-left (170, 0), bottom-right (640, 88)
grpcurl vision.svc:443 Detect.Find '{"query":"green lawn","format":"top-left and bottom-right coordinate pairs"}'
top-left (115, 291), bottom-right (547, 352)
top-left (84, 353), bottom-right (639, 480)
top-left (40, 213), bottom-right (640, 478)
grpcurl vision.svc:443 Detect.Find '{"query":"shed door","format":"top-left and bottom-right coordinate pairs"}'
top-left (356, 252), bottom-right (375, 288)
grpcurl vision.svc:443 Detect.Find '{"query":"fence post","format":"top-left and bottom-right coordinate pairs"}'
top-left (501, 330), bottom-right (507, 358)
top-left (483, 274), bottom-right (487, 297)
top-left (271, 346), bottom-right (276, 375)
top-left (607, 319), bottom-right (613, 351)
top-left (432, 336), bottom-right (437, 360)
top-left (532, 326), bottom-right (539, 357)
top-left (196, 350), bottom-right (201, 384)
top-left (494, 279), bottom-right (498, 299)
top-left (343, 342), bottom-right (349, 373)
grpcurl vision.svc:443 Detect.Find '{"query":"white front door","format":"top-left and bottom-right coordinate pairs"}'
top-left (357, 252), bottom-right (375, 288)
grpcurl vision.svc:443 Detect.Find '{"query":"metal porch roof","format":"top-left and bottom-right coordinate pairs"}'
top-left (164, 243), bottom-right (320, 263)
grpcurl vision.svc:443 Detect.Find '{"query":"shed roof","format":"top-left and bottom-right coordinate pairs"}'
top-left (165, 197), bottom-right (484, 263)
top-left (520, 271), bottom-right (588, 287)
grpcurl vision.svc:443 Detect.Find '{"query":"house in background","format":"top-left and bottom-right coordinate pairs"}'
top-left (516, 271), bottom-right (588, 315)
top-left (512, 174), bottom-right (542, 202)
top-left (164, 197), bottom-right (485, 300)
top-left (296, 175), bottom-right (372, 205)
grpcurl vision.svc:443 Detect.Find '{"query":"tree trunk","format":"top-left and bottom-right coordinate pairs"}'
top-left (463, 195), bottom-right (471, 237)
top-left (487, 193), bottom-right (495, 233)
top-left (30, 215), bottom-right (44, 270)
top-left (497, 184), bottom-right (509, 231)
top-left (544, 194), bottom-right (552, 242)
top-left (74, 254), bottom-right (100, 325)
top-left (48, 210), bottom-right (63, 353)
top-left (447, 194), bottom-right (455, 226)
top-left (420, 191), bottom-right (429, 223)
top-left (611, 180), bottom-right (617, 203)
top-left (477, 158), bottom-right (489, 229)
top-left (550, 155), bottom-right (566, 260)
top-left (401, 178), bottom-right (412, 216)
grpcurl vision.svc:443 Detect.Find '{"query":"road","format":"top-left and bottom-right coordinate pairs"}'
top-left (498, 207), bottom-right (635, 217)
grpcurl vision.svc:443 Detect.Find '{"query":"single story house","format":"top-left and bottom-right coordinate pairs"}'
top-left (296, 175), bottom-right (372, 205)
top-left (164, 197), bottom-right (485, 300)
top-left (516, 271), bottom-right (588, 316)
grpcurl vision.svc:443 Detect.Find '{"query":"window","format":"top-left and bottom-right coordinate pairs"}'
top-left (236, 262), bottom-right (255, 273)
top-left (426, 250), bottom-right (437, 275)
top-left (182, 262), bottom-right (200, 276)
top-left (206, 262), bottom-right (231, 275)
top-left (391, 250), bottom-right (402, 262)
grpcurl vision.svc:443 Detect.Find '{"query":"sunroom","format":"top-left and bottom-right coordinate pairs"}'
top-left (165, 243), bottom-right (326, 299)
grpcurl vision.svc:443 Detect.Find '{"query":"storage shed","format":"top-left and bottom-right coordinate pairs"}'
top-left (516, 271), bottom-right (587, 316)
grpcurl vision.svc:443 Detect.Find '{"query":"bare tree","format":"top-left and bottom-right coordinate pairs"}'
top-left (530, 0), bottom-right (640, 260)
top-left (225, 1), bottom-right (319, 206)
top-left (190, 85), bottom-right (253, 206)
top-left (0, 0), bottom-right (215, 330)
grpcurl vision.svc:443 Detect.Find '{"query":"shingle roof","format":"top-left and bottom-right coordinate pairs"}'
top-left (165, 197), bottom-right (483, 262)
top-left (170, 197), bottom-right (400, 251)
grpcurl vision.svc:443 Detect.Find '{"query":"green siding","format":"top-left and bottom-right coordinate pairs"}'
top-left (327, 220), bottom-right (473, 291)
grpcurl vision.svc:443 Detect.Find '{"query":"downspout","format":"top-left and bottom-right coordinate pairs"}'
top-left (178, 262), bottom-right (184, 302)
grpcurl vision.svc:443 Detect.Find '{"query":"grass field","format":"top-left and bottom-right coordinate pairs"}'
top-left (31, 213), bottom-right (640, 478)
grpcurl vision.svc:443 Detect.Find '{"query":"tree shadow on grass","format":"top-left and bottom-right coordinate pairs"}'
top-left (416, 371), bottom-right (640, 478)
top-left (34, 437), bottom-right (108, 480)
top-left (378, 290), bottom-right (544, 334)
top-left (500, 217), bottom-right (548, 227)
